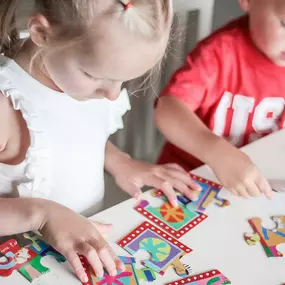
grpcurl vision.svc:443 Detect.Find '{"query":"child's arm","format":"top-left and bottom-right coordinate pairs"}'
top-left (105, 141), bottom-right (201, 206)
top-left (0, 197), bottom-right (124, 282)
top-left (155, 96), bottom-right (273, 199)
top-left (0, 198), bottom-right (43, 236)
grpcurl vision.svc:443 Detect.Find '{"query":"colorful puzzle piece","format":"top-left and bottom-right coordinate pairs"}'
top-left (135, 198), bottom-right (207, 238)
top-left (117, 222), bottom-right (192, 277)
top-left (166, 269), bottom-right (231, 285)
top-left (0, 233), bottom-right (66, 282)
top-left (0, 232), bottom-right (33, 257)
top-left (245, 216), bottom-right (285, 257)
top-left (153, 174), bottom-right (230, 214)
top-left (81, 255), bottom-right (157, 284)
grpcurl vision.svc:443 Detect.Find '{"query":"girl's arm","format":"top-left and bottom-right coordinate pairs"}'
top-left (155, 96), bottom-right (273, 199)
top-left (105, 141), bottom-right (201, 206)
top-left (0, 198), bottom-right (43, 236)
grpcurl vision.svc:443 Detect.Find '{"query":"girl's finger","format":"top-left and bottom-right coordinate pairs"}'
top-left (102, 244), bottom-right (125, 272)
top-left (160, 181), bottom-right (178, 207)
top-left (244, 180), bottom-right (261, 197)
top-left (163, 166), bottom-right (201, 191)
top-left (236, 185), bottom-right (250, 198)
top-left (229, 188), bottom-right (238, 196)
top-left (64, 249), bottom-right (89, 283)
top-left (142, 174), bottom-right (178, 207)
top-left (89, 221), bottom-right (113, 234)
top-left (76, 242), bottom-right (104, 278)
top-left (97, 245), bottom-right (117, 276)
top-left (164, 163), bottom-right (188, 172)
top-left (159, 172), bottom-right (198, 201)
top-left (256, 176), bottom-right (273, 199)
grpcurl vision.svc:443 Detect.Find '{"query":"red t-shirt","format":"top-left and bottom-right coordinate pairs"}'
top-left (157, 16), bottom-right (285, 170)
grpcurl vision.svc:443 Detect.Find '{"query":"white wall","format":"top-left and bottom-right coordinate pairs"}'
top-left (213, 0), bottom-right (244, 29)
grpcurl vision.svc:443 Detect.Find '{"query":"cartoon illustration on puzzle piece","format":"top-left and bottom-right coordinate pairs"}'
top-left (0, 232), bottom-right (34, 257)
top-left (135, 198), bottom-right (208, 238)
top-left (153, 174), bottom-right (230, 214)
top-left (0, 239), bottom-right (50, 281)
top-left (22, 232), bottom-right (66, 263)
top-left (0, 233), bottom-right (66, 282)
top-left (81, 255), bottom-right (157, 285)
top-left (245, 216), bottom-right (285, 257)
top-left (166, 269), bottom-right (231, 285)
top-left (117, 222), bottom-right (192, 277)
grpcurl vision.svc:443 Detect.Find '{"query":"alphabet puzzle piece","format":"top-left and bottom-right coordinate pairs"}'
top-left (245, 216), bottom-right (285, 257)
top-left (117, 222), bottom-right (192, 277)
top-left (135, 198), bottom-right (208, 238)
top-left (0, 232), bottom-right (66, 282)
top-left (166, 269), bottom-right (231, 285)
top-left (81, 255), bottom-right (157, 284)
top-left (153, 174), bottom-right (230, 214)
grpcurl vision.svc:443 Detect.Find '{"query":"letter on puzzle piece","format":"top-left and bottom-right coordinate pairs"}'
top-left (153, 173), bottom-right (230, 214)
top-left (245, 216), bottom-right (285, 257)
top-left (0, 233), bottom-right (66, 282)
top-left (166, 269), bottom-right (231, 285)
top-left (117, 222), bottom-right (192, 277)
top-left (80, 255), bottom-right (157, 284)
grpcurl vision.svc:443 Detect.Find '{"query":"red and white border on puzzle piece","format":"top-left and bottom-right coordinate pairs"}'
top-left (117, 222), bottom-right (192, 254)
top-left (166, 270), bottom-right (224, 285)
top-left (190, 173), bottom-right (222, 189)
top-left (135, 204), bottom-right (208, 239)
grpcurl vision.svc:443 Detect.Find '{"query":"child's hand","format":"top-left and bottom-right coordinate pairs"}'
top-left (38, 200), bottom-right (125, 283)
top-left (113, 158), bottom-right (201, 207)
top-left (207, 142), bottom-right (273, 199)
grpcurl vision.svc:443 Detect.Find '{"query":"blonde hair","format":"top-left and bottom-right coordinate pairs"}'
top-left (0, 0), bottom-right (173, 56)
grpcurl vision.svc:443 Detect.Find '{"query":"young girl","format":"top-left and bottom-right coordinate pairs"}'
top-left (0, 0), bottom-right (201, 282)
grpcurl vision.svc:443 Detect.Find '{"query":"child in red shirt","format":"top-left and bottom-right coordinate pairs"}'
top-left (155, 0), bottom-right (285, 199)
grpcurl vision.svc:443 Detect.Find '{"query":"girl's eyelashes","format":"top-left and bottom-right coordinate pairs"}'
top-left (281, 20), bottom-right (285, 28)
top-left (81, 70), bottom-right (101, 81)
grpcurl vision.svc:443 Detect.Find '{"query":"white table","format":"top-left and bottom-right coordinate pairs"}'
top-left (1, 130), bottom-right (285, 285)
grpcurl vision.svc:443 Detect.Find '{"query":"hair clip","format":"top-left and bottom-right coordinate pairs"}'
top-left (120, 1), bottom-right (132, 10)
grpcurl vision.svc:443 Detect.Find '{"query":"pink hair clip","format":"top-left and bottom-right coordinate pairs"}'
top-left (120, 1), bottom-right (132, 10)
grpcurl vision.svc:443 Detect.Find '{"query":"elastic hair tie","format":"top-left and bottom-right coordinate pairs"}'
top-left (120, 1), bottom-right (132, 10)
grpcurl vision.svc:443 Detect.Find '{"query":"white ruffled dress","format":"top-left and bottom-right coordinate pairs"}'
top-left (0, 55), bottom-right (131, 216)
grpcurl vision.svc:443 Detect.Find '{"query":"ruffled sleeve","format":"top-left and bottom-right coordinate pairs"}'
top-left (108, 88), bottom-right (131, 134)
top-left (0, 70), bottom-right (52, 198)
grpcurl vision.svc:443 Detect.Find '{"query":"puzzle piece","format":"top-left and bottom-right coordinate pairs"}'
top-left (117, 222), bottom-right (192, 277)
top-left (166, 269), bottom-right (231, 285)
top-left (135, 195), bottom-right (207, 238)
top-left (153, 174), bottom-right (230, 214)
top-left (0, 233), bottom-right (66, 282)
top-left (0, 232), bottom-right (33, 257)
top-left (81, 255), bottom-right (157, 284)
top-left (245, 216), bottom-right (285, 257)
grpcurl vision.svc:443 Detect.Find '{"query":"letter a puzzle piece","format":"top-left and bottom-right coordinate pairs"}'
top-left (117, 222), bottom-right (192, 277)
top-left (166, 269), bottom-right (231, 285)
top-left (153, 174), bottom-right (230, 214)
top-left (80, 255), bottom-right (157, 284)
top-left (245, 216), bottom-right (285, 257)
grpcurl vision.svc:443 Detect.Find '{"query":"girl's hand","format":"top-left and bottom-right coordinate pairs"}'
top-left (37, 200), bottom-right (125, 283)
top-left (113, 157), bottom-right (201, 207)
top-left (207, 142), bottom-right (273, 199)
